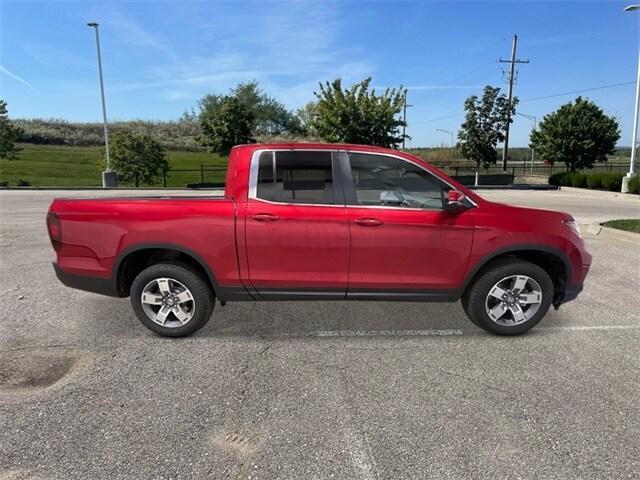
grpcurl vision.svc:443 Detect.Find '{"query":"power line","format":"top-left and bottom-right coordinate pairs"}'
top-left (411, 80), bottom-right (635, 125)
top-left (520, 81), bottom-right (635, 102)
top-left (413, 112), bottom-right (464, 125)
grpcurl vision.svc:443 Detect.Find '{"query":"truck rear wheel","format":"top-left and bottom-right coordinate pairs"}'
top-left (462, 258), bottom-right (554, 335)
top-left (130, 262), bottom-right (214, 337)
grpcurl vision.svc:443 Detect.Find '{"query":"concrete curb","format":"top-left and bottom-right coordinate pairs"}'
top-left (588, 223), bottom-right (640, 245)
top-left (472, 184), bottom-right (558, 191)
top-left (560, 186), bottom-right (640, 199)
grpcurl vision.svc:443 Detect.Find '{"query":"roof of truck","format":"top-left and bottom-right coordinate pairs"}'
top-left (232, 143), bottom-right (404, 154)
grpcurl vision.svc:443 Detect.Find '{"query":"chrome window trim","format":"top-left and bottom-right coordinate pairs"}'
top-left (249, 196), bottom-right (346, 208)
top-left (248, 148), bottom-right (343, 207)
top-left (247, 147), bottom-right (477, 210)
top-left (344, 149), bottom-right (478, 210)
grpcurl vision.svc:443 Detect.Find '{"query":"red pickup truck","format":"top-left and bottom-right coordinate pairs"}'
top-left (47, 143), bottom-right (591, 337)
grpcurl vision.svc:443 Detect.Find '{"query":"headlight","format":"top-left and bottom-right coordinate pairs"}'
top-left (564, 219), bottom-right (581, 237)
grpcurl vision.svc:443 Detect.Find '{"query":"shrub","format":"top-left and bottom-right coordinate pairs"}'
top-left (0, 180), bottom-right (8, 187)
top-left (549, 171), bottom-right (572, 186)
top-left (570, 172), bottom-right (587, 188)
top-left (17, 179), bottom-right (31, 186)
top-left (627, 175), bottom-right (640, 194)
top-left (601, 173), bottom-right (623, 191)
top-left (106, 131), bottom-right (169, 187)
top-left (586, 173), bottom-right (604, 189)
top-left (549, 172), bottom-right (565, 186)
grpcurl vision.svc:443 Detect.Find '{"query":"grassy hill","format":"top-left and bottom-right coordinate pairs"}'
top-left (0, 144), bottom-right (227, 187)
top-left (1, 143), bottom-right (631, 188)
top-left (14, 118), bottom-right (201, 151)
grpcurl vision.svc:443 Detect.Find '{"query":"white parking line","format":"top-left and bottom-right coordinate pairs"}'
top-left (315, 329), bottom-right (464, 337)
top-left (260, 325), bottom-right (639, 340)
top-left (270, 329), bottom-right (464, 338)
top-left (539, 325), bottom-right (640, 331)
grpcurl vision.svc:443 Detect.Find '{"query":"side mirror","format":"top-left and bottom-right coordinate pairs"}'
top-left (379, 190), bottom-right (403, 205)
top-left (444, 189), bottom-right (470, 214)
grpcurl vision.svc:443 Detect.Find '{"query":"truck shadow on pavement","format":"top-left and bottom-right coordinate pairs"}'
top-left (205, 301), bottom-right (475, 338)
top-left (90, 295), bottom-right (568, 340)
top-left (90, 296), bottom-right (478, 339)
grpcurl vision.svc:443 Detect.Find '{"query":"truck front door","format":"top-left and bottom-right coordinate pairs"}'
top-left (343, 152), bottom-right (475, 298)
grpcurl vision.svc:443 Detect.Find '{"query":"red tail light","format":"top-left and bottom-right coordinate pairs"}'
top-left (47, 212), bottom-right (62, 251)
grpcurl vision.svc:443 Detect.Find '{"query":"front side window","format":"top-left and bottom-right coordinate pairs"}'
top-left (256, 151), bottom-right (335, 205)
top-left (348, 153), bottom-right (445, 209)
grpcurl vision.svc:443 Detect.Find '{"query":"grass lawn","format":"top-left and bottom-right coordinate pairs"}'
top-left (0, 144), bottom-right (227, 187)
top-left (602, 219), bottom-right (640, 233)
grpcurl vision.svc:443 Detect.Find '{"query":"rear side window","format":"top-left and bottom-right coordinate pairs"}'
top-left (348, 153), bottom-right (445, 209)
top-left (256, 151), bottom-right (335, 205)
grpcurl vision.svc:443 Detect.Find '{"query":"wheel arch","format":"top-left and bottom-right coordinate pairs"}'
top-left (460, 245), bottom-right (572, 305)
top-left (114, 243), bottom-right (219, 297)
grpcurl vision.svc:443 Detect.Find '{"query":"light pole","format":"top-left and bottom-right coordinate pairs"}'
top-left (623, 5), bottom-right (640, 193)
top-left (436, 129), bottom-right (454, 160)
top-left (516, 112), bottom-right (537, 173)
top-left (87, 22), bottom-right (116, 187)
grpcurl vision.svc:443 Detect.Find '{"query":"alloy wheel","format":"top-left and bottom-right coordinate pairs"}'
top-left (140, 277), bottom-right (196, 328)
top-left (484, 275), bottom-right (543, 326)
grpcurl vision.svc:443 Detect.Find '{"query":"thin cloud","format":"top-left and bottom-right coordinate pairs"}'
top-left (0, 64), bottom-right (40, 94)
top-left (109, 1), bottom-right (375, 107)
top-left (19, 42), bottom-right (91, 69)
top-left (105, 9), bottom-right (179, 61)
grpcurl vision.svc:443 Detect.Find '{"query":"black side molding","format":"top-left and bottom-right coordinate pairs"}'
top-left (248, 287), bottom-right (457, 302)
top-left (53, 263), bottom-right (119, 297)
top-left (346, 289), bottom-right (457, 302)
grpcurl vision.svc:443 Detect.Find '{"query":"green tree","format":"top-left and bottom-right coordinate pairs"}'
top-left (106, 131), bottom-right (168, 187)
top-left (197, 81), bottom-right (299, 142)
top-left (0, 100), bottom-right (23, 159)
top-left (233, 81), bottom-right (299, 135)
top-left (295, 102), bottom-right (319, 137)
top-left (311, 77), bottom-right (407, 147)
top-left (197, 95), bottom-right (255, 155)
top-left (457, 86), bottom-right (517, 169)
top-left (530, 97), bottom-right (620, 171)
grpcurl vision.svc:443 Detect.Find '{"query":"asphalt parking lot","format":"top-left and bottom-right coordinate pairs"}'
top-left (0, 188), bottom-right (638, 479)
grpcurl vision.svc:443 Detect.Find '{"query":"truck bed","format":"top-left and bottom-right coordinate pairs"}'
top-left (49, 196), bottom-right (240, 289)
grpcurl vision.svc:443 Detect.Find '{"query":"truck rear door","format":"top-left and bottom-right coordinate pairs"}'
top-left (243, 150), bottom-right (349, 299)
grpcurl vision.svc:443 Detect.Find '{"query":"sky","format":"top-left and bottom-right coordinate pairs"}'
top-left (0, 0), bottom-right (639, 148)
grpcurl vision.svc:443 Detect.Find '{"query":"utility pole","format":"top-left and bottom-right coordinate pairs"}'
top-left (516, 112), bottom-right (537, 172)
top-left (402, 90), bottom-right (413, 149)
top-left (436, 129), bottom-right (454, 160)
top-left (499, 35), bottom-right (529, 172)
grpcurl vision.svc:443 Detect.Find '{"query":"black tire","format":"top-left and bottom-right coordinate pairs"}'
top-left (130, 262), bottom-right (214, 337)
top-left (462, 258), bottom-right (554, 336)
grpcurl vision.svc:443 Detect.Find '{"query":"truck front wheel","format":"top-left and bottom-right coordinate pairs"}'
top-left (130, 262), bottom-right (214, 337)
top-left (462, 258), bottom-right (554, 335)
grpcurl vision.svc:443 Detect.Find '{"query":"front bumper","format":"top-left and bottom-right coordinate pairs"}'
top-left (53, 263), bottom-right (119, 297)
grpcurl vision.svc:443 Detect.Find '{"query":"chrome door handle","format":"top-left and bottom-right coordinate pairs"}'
top-left (354, 217), bottom-right (383, 227)
top-left (251, 213), bottom-right (279, 222)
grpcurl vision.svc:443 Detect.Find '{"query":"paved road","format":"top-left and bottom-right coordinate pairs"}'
top-left (0, 189), bottom-right (638, 479)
